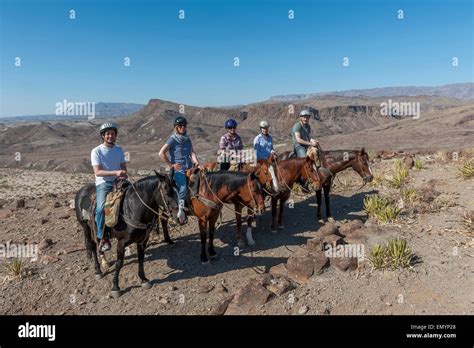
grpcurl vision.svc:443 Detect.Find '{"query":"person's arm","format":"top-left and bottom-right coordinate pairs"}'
top-left (219, 135), bottom-right (226, 150)
top-left (294, 132), bottom-right (314, 146)
top-left (159, 143), bottom-right (180, 170)
top-left (190, 150), bottom-right (200, 166)
top-left (237, 136), bottom-right (244, 150)
top-left (91, 149), bottom-right (125, 178)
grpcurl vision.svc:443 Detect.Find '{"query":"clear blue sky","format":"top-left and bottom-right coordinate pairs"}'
top-left (1, 0), bottom-right (472, 116)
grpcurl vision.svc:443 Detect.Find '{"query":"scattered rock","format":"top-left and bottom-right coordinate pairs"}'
top-left (41, 218), bottom-right (49, 225)
top-left (58, 214), bottom-right (70, 219)
top-left (307, 237), bottom-right (324, 253)
top-left (211, 295), bottom-right (234, 315)
top-left (159, 297), bottom-right (168, 305)
top-left (225, 278), bottom-right (274, 315)
top-left (269, 263), bottom-right (289, 278)
top-left (298, 305), bottom-right (309, 315)
top-left (331, 257), bottom-right (358, 272)
top-left (16, 199), bottom-right (25, 209)
top-left (264, 276), bottom-right (296, 296)
top-left (312, 251), bottom-right (330, 275)
top-left (323, 234), bottom-right (344, 248)
top-left (38, 238), bottom-right (53, 251)
top-left (0, 209), bottom-right (13, 219)
top-left (404, 154), bottom-right (414, 169)
top-left (53, 202), bottom-right (61, 208)
top-left (168, 285), bottom-right (178, 291)
top-left (40, 255), bottom-right (60, 264)
top-left (317, 222), bottom-right (341, 237)
top-left (339, 219), bottom-right (364, 236)
top-left (198, 284), bottom-right (215, 294)
top-left (286, 255), bottom-right (314, 285)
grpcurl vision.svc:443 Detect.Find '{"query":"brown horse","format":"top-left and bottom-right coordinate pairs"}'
top-left (185, 169), bottom-right (265, 263)
top-left (270, 155), bottom-right (321, 233)
top-left (202, 159), bottom-right (279, 247)
top-left (313, 148), bottom-right (373, 219)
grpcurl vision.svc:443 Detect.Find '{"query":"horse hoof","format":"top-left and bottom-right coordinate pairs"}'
top-left (141, 281), bottom-right (152, 290)
top-left (328, 217), bottom-right (334, 222)
top-left (111, 290), bottom-right (122, 299)
top-left (164, 239), bottom-right (174, 245)
top-left (237, 240), bottom-right (245, 248)
top-left (278, 225), bottom-right (284, 230)
top-left (209, 252), bottom-right (218, 259)
top-left (271, 230), bottom-right (278, 234)
top-left (201, 260), bottom-right (210, 265)
top-left (94, 273), bottom-right (103, 280)
top-left (247, 239), bottom-right (256, 247)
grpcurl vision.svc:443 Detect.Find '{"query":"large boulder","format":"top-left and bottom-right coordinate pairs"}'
top-left (224, 278), bottom-right (274, 315)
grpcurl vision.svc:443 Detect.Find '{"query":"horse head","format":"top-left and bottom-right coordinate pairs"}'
top-left (255, 158), bottom-right (280, 194)
top-left (247, 172), bottom-right (265, 215)
top-left (351, 148), bottom-right (374, 183)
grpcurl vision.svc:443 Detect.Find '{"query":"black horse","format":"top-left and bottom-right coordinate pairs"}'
top-left (75, 171), bottom-right (179, 298)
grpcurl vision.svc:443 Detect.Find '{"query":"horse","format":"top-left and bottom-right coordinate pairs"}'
top-left (202, 158), bottom-right (280, 247)
top-left (270, 154), bottom-right (321, 233)
top-left (312, 148), bottom-right (373, 219)
top-left (185, 169), bottom-right (265, 263)
top-left (74, 171), bottom-right (179, 298)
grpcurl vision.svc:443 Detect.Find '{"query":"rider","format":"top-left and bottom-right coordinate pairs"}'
top-left (291, 110), bottom-right (319, 192)
top-left (253, 120), bottom-right (278, 161)
top-left (291, 109), bottom-right (319, 157)
top-left (91, 122), bottom-right (128, 252)
top-left (218, 118), bottom-right (244, 170)
top-left (159, 116), bottom-right (201, 224)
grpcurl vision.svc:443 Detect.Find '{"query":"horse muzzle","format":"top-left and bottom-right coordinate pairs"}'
top-left (364, 175), bottom-right (374, 183)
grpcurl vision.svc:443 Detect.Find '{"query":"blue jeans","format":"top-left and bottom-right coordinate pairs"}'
top-left (295, 145), bottom-right (308, 158)
top-left (95, 181), bottom-right (114, 239)
top-left (173, 170), bottom-right (187, 202)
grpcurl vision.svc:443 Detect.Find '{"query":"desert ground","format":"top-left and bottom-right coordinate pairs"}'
top-left (0, 149), bottom-right (473, 315)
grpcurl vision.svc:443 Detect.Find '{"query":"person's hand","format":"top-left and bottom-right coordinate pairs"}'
top-left (271, 151), bottom-right (278, 158)
top-left (310, 139), bottom-right (319, 147)
top-left (116, 170), bottom-right (127, 178)
top-left (172, 163), bottom-right (182, 171)
top-left (196, 163), bottom-right (204, 170)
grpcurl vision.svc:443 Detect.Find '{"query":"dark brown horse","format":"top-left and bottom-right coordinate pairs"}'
top-left (185, 169), bottom-right (265, 263)
top-left (313, 148), bottom-right (373, 219)
top-left (270, 155), bottom-right (321, 233)
top-left (75, 172), bottom-right (179, 298)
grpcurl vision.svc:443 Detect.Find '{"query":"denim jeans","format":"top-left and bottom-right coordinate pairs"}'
top-left (95, 181), bottom-right (114, 239)
top-left (173, 170), bottom-right (187, 202)
top-left (294, 145), bottom-right (308, 158)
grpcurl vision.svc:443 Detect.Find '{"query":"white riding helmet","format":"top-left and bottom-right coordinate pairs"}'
top-left (299, 109), bottom-right (312, 117)
top-left (259, 120), bottom-right (269, 128)
top-left (99, 122), bottom-right (118, 136)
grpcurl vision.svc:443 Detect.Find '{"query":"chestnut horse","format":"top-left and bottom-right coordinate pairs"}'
top-left (202, 159), bottom-right (279, 247)
top-left (279, 147), bottom-right (374, 219)
top-left (185, 169), bottom-right (265, 263)
top-left (270, 155), bottom-right (321, 233)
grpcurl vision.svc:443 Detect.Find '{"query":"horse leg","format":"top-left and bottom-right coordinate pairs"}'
top-left (111, 238), bottom-right (126, 298)
top-left (199, 218), bottom-right (209, 264)
top-left (161, 217), bottom-right (173, 244)
top-left (316, 189), bottom-right (323, 219)
top-left (82, 222), bottom-right (103, 279)
top-left (278, 193), bottom-right (289, 230)
top-left (270, 196), bottom-right (278, 234)
top-left (137, 238), bottom-right (152, 289)
top-left (234, 203), bottom-right (244, 247)
top-left (208, 214), bottom-right (218, 258)
top-left (246, 210), bottom-right (256, 246)
top-left (324, 182), bottom-right (332, 219)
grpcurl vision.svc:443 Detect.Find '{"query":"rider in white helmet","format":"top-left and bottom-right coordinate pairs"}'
top-left (253, 120), bottom-right (278, 161)
top-left (291, 109), bottom-right (319, 158)
top-left (91, 122), bottom-right (128, 252)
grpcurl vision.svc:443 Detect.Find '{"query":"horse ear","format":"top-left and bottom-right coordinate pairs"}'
top-left (359, 147), bottom-right (366, 155)
top-left (154, 169), bottom-right (162, 178)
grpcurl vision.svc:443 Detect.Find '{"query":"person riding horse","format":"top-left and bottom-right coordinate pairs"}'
top-left (291, 109), bottom-right (320, 192)
top-left (218, 118), bottom-right (244, 170)
top-left (90, 122), bottom-right (128, 252)
top-left (253, 120), bottom-right (278, 161)
top-left (158, 116), bottom-right (202, 224)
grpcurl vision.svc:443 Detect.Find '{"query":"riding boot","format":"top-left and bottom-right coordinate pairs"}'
top-left (177, 199), bottom-right (188, 225)
top-left (297, 177), bottom-right (311, 193)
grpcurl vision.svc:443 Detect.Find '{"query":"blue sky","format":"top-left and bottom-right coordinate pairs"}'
top-left (1, 0), bottom-right (472, 116)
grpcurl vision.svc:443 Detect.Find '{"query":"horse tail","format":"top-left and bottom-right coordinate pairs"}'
top-left (75, 184), bottom-right (95, 261)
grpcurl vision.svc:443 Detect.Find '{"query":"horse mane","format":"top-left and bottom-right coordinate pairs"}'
top-left (132, 175), bottom-right (160, 193)
top-left (205, 171), bottom-right (251, 193)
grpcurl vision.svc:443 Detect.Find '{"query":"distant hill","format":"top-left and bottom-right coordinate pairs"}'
top-left (269, 83), bottom-right (474, 102)
top-left (0, 102), bottom-right (145, 123)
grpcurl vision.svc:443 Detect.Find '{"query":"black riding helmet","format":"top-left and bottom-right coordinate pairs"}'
top-left (174, 116), bottom-right (188, 127)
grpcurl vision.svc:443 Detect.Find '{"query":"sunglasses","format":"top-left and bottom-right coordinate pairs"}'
top-left (177, 124), bottom-right (187, 128)
top-left (228, 127), bottom-right (236, 130)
